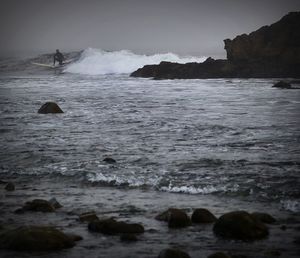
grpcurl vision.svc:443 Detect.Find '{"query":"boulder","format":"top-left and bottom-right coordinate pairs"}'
top-left (251, 212), bottom-right (276, 224)
top-left (208, 252), bottom-right (231, 258)
top-left (79, 211), bottom-right (99, 222)
top-left (88, 218), bottom-right (144, 235)
top-left (155, 208), bottom-right (191, 228)
top-left (4, 182), bottom-right (15, 191)
top-left (16, 199), bottom-right (56, 213)
top-left (272, 81), bottom-right (292, 89)
top-left (158, 248), bottom-right (191, 258)
top-left (191, 208), bottom-right (217, 223)
top-left (213, 211), bottom-right (269, 240)
top-left (38, 102), bottom-right (63, 114)
top-left (0, 226), bottom-right (75, 251)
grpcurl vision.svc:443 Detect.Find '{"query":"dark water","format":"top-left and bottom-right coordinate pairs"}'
top-left (0, 71), bottom-right (300, 257)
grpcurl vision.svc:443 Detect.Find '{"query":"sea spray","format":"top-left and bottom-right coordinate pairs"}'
top-left (65, 48), bottom-right (206, 75)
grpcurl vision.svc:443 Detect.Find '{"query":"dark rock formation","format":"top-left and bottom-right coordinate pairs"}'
top-left (15, 199), bottom-right (56, 213)
top-left (191, 208), bottom-right (217, 223)
top-left (38, 102), bottom-right (63, 114)
top-left (103, 157), bottom-right (117, 164)
top-left (0, 226), bottom-right (75, 251)
top-left (131, 12), bottom-right (300, 79)
top-left (48, 198), bottom-right (63, 209)
top-left (155, 208), bottom-right (191, 228)
top-left (213, 211), bottom-right (269, 241)
top-left (251, 212), bottom-right (276, 224)
top-left (120, 233), bottom-right (138, 242)
top-left (4, 182), bottom-right (15, 191)
top-left (88, 218), bottom-right (144, 235)
top-left (158, 248), bottom-right (191, 258)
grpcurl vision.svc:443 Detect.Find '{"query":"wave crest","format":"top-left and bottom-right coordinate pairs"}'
top-left (65, 48), bottom-right (206, 75)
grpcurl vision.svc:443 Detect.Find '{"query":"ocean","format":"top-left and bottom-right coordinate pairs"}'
top-left (0, 49), bottom-right (300, 257)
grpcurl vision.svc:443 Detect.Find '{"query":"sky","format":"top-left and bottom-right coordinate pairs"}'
top-left (1, 0), bottom-right (300, 58)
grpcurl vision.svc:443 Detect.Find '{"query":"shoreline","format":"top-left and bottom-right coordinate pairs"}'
top-left (1, 174), bottom-right (299, 258)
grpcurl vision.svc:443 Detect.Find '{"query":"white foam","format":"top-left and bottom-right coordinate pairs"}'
top-left (65, 48), bottom-right (206, 75)
top-left (280, 200), bottom-right (300, 212)
top-left (160, 184), bottom-right (227, 194)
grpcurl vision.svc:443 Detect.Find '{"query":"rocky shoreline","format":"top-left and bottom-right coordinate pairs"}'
top-left (1, 175), bottom-right (299, 258)
top-left (131, 12), bottom-right (300, 79)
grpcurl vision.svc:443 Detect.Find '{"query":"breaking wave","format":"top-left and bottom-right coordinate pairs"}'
top-left (65, 48), bottom-right (206, 75)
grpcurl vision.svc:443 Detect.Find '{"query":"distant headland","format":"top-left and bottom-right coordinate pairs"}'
top-left (131, 12), bottom-right (300, 79)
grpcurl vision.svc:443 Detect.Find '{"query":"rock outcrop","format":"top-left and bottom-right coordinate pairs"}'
top-left (38, 102), bottom-right (64, 114)
top-left (131, 12), bottom-right (300, 79)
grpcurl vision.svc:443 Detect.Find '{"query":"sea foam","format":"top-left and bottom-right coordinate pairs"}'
top-left (65, 48), bottom-right (206, 75)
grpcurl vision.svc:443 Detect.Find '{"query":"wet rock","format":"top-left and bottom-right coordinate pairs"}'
top-left (17, 199), bottom-right (56, 213)
top-left (272, 81), bottom-right (292, 89)
top-left (251, 212), bottom-right (276, 224)
top-left (158, 248), bottom-right (191, 258)
top-left (103, 157), bottom-right (116, 164)
top-left (4, 182), bottom-right (15, 191)
top-left (79, 211), bottom-right (99, 222)
top-left (66, 233), bottom-right (83, 242)
top-left (120, 233), bottom-right (138, 242)
top-left (192, 208), bottom-right (217, 223)
top-left (38, 102), bottom-right (64, 114)
top-left (49, 198), bottom-right (63, 209)
top-left (208, 252), bottom-right (231, 258)
top-left (156, 208), bottom-right (191, 228)
top-left (88, 218), bottom-right (144, 235)
top-left (213, 211), bottom-right (269, 240)
top-left (0, 226), bottom-right (75, 251)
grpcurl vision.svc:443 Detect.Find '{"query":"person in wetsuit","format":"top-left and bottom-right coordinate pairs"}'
top-left (53, 49), bottom-right (64, 65)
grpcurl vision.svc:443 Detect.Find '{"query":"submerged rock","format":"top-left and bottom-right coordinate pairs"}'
top-left (4, 182), bottom-right (15, 191)
top-left (191, 208), bottom-right (217, 223)
top-left (0, 226), bottom-right (75, 251)
top-left (156, 208), bottom-right (191, 228)
top-left (251, 212), bottom-right (276, 224)
top-left (38, 102), bottom-right (63, 114)
top-left (272, 81), bottom-right (292, 89)
top-left (158, 248), bottom-right (191, 258)
top-left (49, 198), bottom-right (63, 209)
top-left (103, 157), bottom-right (117, 164)
top-left (16, 199), bottom-right (56, 213)
top-left (88, 218), bottom-right (144, 235)
top-left (213, 211), bottom-right (269, 240)
top-left (79, 211), bottom-right (99, 222)
top-left (120, 233), bottom-right (138, 242)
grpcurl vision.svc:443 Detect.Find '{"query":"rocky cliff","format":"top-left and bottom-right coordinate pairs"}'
top-left (131, 12), bottom-right (300, 79)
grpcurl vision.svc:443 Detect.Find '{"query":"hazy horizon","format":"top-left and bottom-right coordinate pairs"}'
top-left (1, 0), bottom-right (300, 58)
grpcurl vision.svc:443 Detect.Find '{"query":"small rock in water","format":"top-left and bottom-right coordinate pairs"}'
top-left (213, 211), bottom-right (269, 241)
top-left (120, 233), bottom-right (138, 242)
top-left (103, 157), bottom-right (116, 164)
top-left (65, 233), bottom-right (83, 242)
top-left (158, 248), bottom-right (191, 258)
top-left (208, 252), bottom-right (231, 258)
top-left (156, 208), bottom-right (191, 228)
top-left (192, 208), bottom-right (217, 223)
top-left (272, 81), bottom-right (292, 89)
top-left (79, 211), bottom-right (99, 222)
top-left (88, 218), bottom-right (144, 235)
top-left (38, 102), bottom-right (64, 114)
top-left (251, 212), bottom-right (276, 224)
top-left (0, 226), bottom-right (75, 251)
top-left (49, 198), bottom-right (63, 209)
top-left (5, 182), bottom-right (15, 191)
top-left (16, 199), bottom-right (56, 213)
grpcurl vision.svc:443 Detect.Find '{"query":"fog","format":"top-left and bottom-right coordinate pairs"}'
top-left (1, 0), bottom-right (299, 57)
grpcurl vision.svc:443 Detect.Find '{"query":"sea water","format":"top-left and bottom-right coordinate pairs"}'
top-left (0, 49), bottom-right (300, 257)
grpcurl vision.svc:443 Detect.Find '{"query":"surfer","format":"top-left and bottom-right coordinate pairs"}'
top-left (53, 49), bottom-right (65, 66)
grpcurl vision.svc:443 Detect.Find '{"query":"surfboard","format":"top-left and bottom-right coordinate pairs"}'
top-left (31, 59), bottom-right (74, 69)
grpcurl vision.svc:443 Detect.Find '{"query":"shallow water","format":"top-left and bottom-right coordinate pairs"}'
top-left (0, 71), bottom-right (300, 257)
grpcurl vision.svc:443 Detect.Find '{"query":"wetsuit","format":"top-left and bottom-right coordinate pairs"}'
top-left (53, 51), bottom-right (64, 65)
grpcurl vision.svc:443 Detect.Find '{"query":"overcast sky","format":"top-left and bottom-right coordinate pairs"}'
top-left (1, 0), bottom-right (299, 58)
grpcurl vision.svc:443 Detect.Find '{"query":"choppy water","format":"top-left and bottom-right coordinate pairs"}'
top-left (0, 73), bottom-right (300, 212)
